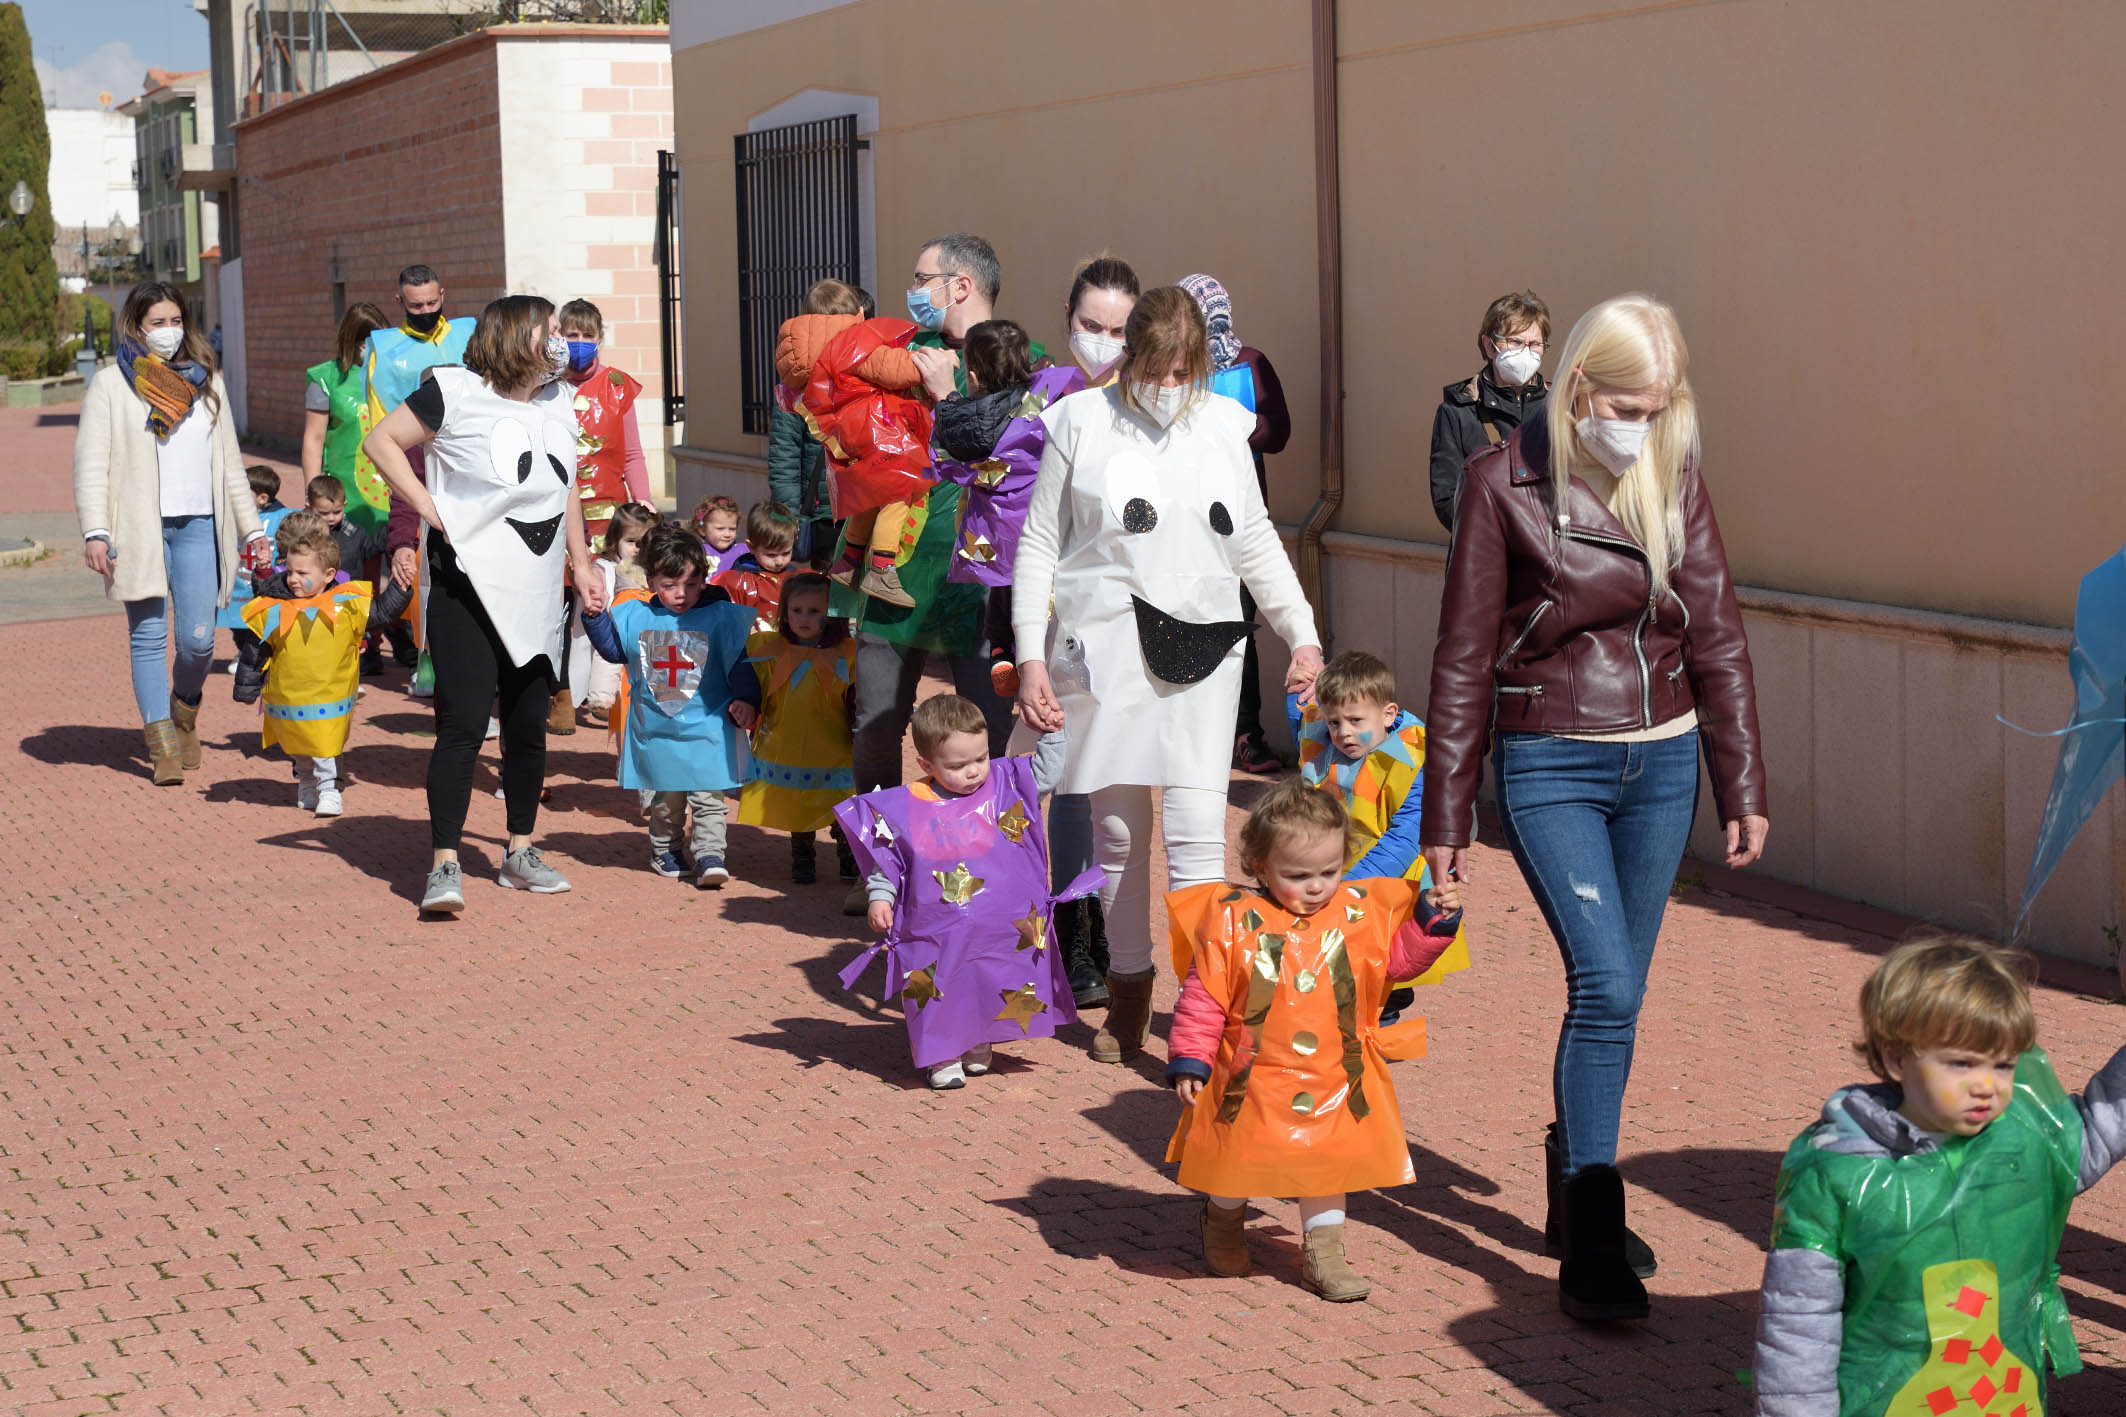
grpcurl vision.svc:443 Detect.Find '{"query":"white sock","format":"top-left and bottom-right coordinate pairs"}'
top-left (1300, 1203), bottom-right (1345, 1231)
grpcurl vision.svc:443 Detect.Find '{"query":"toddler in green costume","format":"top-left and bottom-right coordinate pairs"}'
top-left (1754, 935), bottom-right (2126, 1416)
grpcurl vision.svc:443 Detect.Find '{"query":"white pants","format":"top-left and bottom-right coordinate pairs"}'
top-left (1090, 784), bottom-right (1229, 976)
top-left (292, 754), bottom-right (338, 789)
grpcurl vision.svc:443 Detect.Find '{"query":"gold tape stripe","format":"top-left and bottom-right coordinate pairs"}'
top-left (1320, 928), bottom-right (1369, 1121)
top-left (1217, 932), bottom-right (1287, 1125)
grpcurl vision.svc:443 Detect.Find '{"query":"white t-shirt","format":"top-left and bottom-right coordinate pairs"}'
top-left (157, 399), bottom-right (215, 518)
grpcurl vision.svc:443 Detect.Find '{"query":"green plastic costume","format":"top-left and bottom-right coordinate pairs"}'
top-left (305, 358), bottom-right (390, 533)
top-left (1769, 1050), bottom-right (2083, 1417)
top-left (828, 332), bottom-right (1046, 655)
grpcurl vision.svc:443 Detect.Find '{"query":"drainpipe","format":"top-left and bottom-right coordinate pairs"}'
top-left (1296, 0), bottom-right (1343, 647)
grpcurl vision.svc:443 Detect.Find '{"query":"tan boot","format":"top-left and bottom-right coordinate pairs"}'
top-left (547, 687), bottom-right (577, 735)
top-left (1201, 1200), bottom-right (1251, 1277)
top-left (1300, 1223), bottom-right (1371, 1302)
top-left (167, 695), bottom-right (203, 769)
top-left (861, 560), bottom-right (917, 609)
top-left (143, 720), bottom-right (185, 786)
top-left (1091, 969), bottom-right (1154, 1063)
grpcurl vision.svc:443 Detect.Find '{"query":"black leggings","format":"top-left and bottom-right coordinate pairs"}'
top-left (425, 546), bottom-right (553, 851)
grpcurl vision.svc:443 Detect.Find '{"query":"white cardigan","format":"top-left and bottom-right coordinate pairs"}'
top-left (73, 365), bottom-right (260, 606)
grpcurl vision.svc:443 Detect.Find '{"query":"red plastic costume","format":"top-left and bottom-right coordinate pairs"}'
top-left (569, 365), bottom-right (643, 539)
top-left (798, 318), bottom-right (936, 520)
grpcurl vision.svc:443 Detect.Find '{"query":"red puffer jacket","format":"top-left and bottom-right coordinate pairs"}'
top-left (1420, 418), bottom-right (1765, 848)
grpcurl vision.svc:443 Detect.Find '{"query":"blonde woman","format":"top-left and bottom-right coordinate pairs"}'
top-left (73, 281), bottom-right (269, 785)
top-left (1013, 287), bottom-right (1323, 1065)
top-left (1420, 294), bottom-right (1768, 1322)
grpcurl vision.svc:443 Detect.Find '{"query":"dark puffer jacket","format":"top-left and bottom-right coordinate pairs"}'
top-left (1427, 368), bottom-right (1546, 530)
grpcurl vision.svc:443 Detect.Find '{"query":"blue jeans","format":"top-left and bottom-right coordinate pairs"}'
top-left (124, 515), bottom-right (221, 724)
top-left (1494, 729), bottom-right (1700, 1178)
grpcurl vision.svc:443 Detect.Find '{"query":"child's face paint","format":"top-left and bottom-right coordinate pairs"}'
top-left (1257, 826), bottom-right (1347, 918)
top-left (649, 568), bottom-right (706, 614)
top-left (1320, 696), bottom-right (1398, 761)
top-left (283, 550), bottom-right (332, 598)
top-left (1886, 1045), bottom-right (2019, 1137)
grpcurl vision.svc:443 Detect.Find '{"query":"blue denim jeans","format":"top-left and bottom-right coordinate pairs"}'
top-left (124, 514), bottom-right (221, 724)
top-left (1494, 729), bottom-right (1701, 1178)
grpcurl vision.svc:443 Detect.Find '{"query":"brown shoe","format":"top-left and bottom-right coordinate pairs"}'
top-left (1201, 1200), bottom-right (1251, 1277)
top-left (547, 687), bottom-right (577, 735)
top-left (168, 695), bottom-right (203, 769)
top-left (1090, 969), bottom-right (1154, 1063)
top-left (842, 881), bottom-right (870, 916)
top-left (826, 551), bottom-right (862, 588)
top-left (1300, 1223), bottom-right (1371, 1302)
top-left (143, 720), bottom-right (185, 786)
top-left (860, 560), bottom-right (917, 609)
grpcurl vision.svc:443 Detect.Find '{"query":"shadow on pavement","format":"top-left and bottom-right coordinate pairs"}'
top-left (18, 723), bottom-right (144, 773)
top-left (991, 1177), bottom-right (1208, 1281)
top-left (36, 411), bottom-right (78, 427)
top-left (731, 1013), bottom-right (920, 1084)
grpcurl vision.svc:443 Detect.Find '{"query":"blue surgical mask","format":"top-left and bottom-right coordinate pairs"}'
top-left (566, 340), bottom-right (598, 373)
top-left (905, 283), bottom-right (948, 332)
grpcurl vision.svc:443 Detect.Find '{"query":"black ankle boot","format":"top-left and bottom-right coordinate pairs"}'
top-left (1084, 894), bottom-right (1111, 977)
top-left (790, 832), bottom-right (817, 885)
top-left (1544, 1124), bottom-right (1656, 1278)
top-left (1557, 1165), bottom-right (1649, 1322)
top-left (1056, 899), bottom-right (1109, 1008)
top-left (831, 824), bottom-right (859, 881)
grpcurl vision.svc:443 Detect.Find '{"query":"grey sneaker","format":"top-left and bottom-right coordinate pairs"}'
top-left (498, 846), bottom-right (571, 894)
top-left (421, 860), bottom-right (465, 913)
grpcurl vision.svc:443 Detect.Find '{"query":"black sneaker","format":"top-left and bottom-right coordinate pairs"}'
top-left (1379, 987), bottom-right (1415, 1027)
top-left (791, 836), bottom-right (817, 885)
top-left (359, 645), bottom-right (384, 677)
top-left (386, 623), bottom-right (419, 667)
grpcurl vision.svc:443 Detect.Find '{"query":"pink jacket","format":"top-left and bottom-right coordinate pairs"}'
top-left (1169, 911), bottom-right (1459, 1069)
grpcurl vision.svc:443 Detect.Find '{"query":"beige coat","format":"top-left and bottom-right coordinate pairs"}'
top-left (72, 365), bottom-right (260, 606)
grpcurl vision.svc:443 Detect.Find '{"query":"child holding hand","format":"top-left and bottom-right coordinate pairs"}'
top-left (1165, 780), bottom-right (1463, 1302)
top-left (240, 521), bottom-right (370, 818)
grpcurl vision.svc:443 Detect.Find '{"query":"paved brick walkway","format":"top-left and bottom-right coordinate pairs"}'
top-left (6, 419), bottom-right (2126, 1414)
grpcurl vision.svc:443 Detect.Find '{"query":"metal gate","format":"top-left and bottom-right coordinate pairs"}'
top-left (732, 115), bottom-right (866, 435)
top-left (655, 148), bottom-right (685, 426)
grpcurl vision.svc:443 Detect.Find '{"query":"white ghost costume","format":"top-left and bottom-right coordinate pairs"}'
top-left (423, 366), bottom-right (578, 671)
top-left (1012, 384), bottom-right (1319, 796)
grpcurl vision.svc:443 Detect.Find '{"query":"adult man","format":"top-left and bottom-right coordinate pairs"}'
top-left (836, 234), bottom-right (1025, 906)
top-left (1427, 289), bottom-right (1550, 531)
top-left (372, 265), bottom-right (477, 694)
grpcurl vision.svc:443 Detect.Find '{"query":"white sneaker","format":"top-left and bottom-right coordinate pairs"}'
top-left (962, 1044), bottom-right (993, 1076)
top-left (408, 679), bottom-right (434, 699)
top-left (927, 1060), bottom-right (966, 1090)
top-left (314, 787), bottom-right (343, 817)
top-left (297, 780), bottom-right (319, 812)
top-left (485, 715), bottom-right (501, 740)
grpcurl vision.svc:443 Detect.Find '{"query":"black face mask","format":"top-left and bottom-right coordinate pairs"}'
top-left (405, 308), bottom-right (443, 334)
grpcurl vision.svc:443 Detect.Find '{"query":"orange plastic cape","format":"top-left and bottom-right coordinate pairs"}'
top-left (604, 587), bottom-right (655, 753)
top-left (1164, 879), bottom-right (1425, 1198)
top-left (798, 318), bottom-right (936, 520)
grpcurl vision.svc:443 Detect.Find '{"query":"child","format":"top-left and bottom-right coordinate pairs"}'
top-left (691, 494), bottom-right (746, 576)
top-left (221, 464), bottom-right (292, 675)
top-left (713, 500), bottom-right (799, 632)
top-left (555, 299), bottom-right (648, 543)
top-left (305, 474), bottom-right (400, 676)
top-left (736, 572), bottom-right (859, 884)
top-left (240, 522), bottom-right (371, 818)
top-left (571, 501), bottom-right (656, 723)
top-left (1165, 780), bottom-right (1463, 1302)
top-left (775, 283), bottom-right (926, 607)
top-left (1752, 935), bottom-right (2126, 1416)
top-left (582, 520), bottom-right (760, 888)
top-left (835, 694), bottom-right (1098, 1090)
top-left (1291, 651), bottom-right (1471, 1025)
top-left (770, 280), bottom-right (866, 569)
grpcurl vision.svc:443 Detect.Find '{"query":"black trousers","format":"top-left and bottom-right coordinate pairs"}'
top-left (424, 544), bottom-right (553, 851)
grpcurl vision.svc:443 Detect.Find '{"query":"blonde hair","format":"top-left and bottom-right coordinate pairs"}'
top-left (1313, 650), bottom-right (1398, 711)
top-left (274, 508), bottom-right (326, 561)
top-left (1114, 286), bottom-right (1210, 421)
top-left (1238, 778), bottom-right (1353, 881)
top-left (1545, 294), bottom-right (1698, 598)
top-left (1856, 934), bottom-right (2037, 1082)
top-left (803, 279), bottom-right (864, 316)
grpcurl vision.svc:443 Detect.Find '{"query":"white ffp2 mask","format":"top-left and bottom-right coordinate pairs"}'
top-left (144, 327), bottom-right (185, 359)
top-left (1575, 415), bottom-right (1652, 475)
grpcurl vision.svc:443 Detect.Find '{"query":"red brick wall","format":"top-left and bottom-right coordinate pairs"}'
top-left (235, 36), bottom-right (505, 445)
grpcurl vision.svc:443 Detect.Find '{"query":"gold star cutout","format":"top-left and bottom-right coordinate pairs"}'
top-left (871, 815), bottom-right (896, 844)
top-left (958, 532), bottom-right (997, 564)
top-left (934, 863), bottom-right (985, 906)
top-left (1241, 908), bottom-right (1264, 932)
top-left (901, 967), bottom-right (942, 1012)
top-left (972, 458), bottom-right (1009, 489)
top-left (995, 983), bottom-right (1047, 1031)
top-left (1014, 909), bottom-right (1047, 952)
top-left (995, 801), bottom-right (1031, 843)
top-left (1345, 904), bottom-right (1365, 924)
top-left (1346, 884), bottom-right (1368, 899)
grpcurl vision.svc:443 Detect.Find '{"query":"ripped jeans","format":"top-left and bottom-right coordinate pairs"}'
top-left (124, 514), bottom-right (221, 724)
top-left (1494, 729), bottom-right (1700, 1178)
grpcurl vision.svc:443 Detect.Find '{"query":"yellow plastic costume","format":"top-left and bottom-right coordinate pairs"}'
top-left (736, 628), bottom-right (858, 833)
top-left (1295, 704), bottom-right (1470, 989)
top-left (240, 583), bottom-right (372, 758)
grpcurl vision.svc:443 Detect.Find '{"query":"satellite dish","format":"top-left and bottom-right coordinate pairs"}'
top-left (98, 91), bottom-right (113, 108)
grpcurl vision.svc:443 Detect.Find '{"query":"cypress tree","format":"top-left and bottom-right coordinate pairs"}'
top-left (0, 2), bottom-right (58, 347)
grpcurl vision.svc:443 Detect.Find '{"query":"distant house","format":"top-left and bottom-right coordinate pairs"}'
top-left (117, 69), bottom-right (219, 311)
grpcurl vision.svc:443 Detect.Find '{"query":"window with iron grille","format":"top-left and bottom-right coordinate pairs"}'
top-left (732, 115), bottom-right (866, 436)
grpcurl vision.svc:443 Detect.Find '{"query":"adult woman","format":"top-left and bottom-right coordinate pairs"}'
top-left (1420, 294), bottom-right (1767, 1322)
top-left (1014, 287), bottom-right (1323, 1063)
top-left (364, 295), bottom-right (603, 913)
top-left (1063, 255), bottom-right (1139, 384)
top-left (301, 301), bottom-right (392, 531)
top-left (1178, 273), bottom-right (1291, 772)
top-left (74, 282), bottom-right (268, 784)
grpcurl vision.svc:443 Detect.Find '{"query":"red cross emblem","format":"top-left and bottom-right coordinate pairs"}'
top-left (650, 644), bottom-right (696, 688)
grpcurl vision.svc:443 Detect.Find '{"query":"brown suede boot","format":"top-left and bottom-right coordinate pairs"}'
top-left (168, 695), bottom-right (203, 769)
top-left (1201, 1200), bottom-right (1251, 1277)
top-left (1300, 1223), bottom-right (1371, 1302)
top-left (547, 687), bottom-right (577, 735)
top-left (143, 720), bottom-right (185, 786)
top-left (860, 560), bottom-right (916, 609)
top-left (1090, 969), bottom-right (1154, 1063)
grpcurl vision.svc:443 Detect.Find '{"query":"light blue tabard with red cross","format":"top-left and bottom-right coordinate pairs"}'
top-left (607, 594), bottom-right (755, 793)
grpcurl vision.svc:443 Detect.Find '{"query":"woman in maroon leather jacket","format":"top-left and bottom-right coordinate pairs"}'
top-left (1419, 294), bottom-right (1768, 1323)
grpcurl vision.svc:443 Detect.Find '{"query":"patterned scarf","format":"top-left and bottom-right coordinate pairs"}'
top-left (1180, 273), bottom-right (1242, 373)
top-left (116, 339), bottom-right (210, 440)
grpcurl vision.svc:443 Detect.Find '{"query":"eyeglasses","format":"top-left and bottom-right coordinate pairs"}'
top-left (909, 270), bottom-right (955, 289)
top-left (1491, 333), bottom-right (1545, 353)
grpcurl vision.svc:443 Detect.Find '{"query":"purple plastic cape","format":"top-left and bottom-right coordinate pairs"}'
top-left (933, 364), bottom-right (1085, 587)
top-left (834, 754), bottom-right (1104, 1069)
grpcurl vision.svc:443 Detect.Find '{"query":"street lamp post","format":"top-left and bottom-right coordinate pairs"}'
top-left (75, 223), bottom-right (99, 379)
top-left (0, 179), bottom-right (32, 229)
